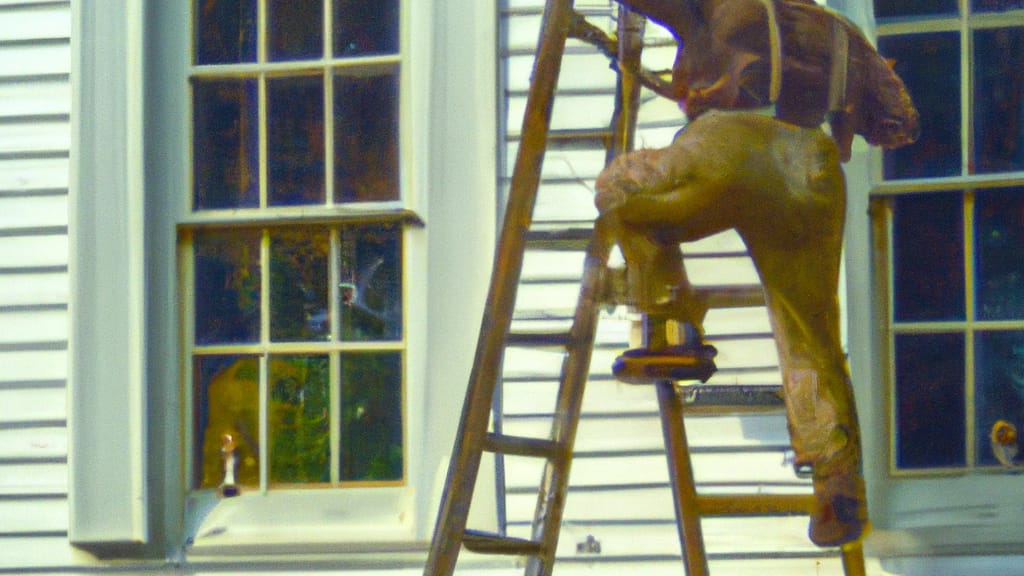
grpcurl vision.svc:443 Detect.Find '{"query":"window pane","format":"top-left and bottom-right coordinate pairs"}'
top-left (976, 188), bottom-right (1024, 320)
top-left (195, 0), bottom-right (257, 64)
top-left (194, 356), bottom-right (260, 489)
top-left (892, 193), bottom-right (965, 322)
top-left (269, 355), bottom-right (331, 484)
top-left (334, 72), bottom-right (400, 203)
top-left (194, 230), bottom-right (262, 344)
top-left (874, 0), bottom-right (958, 19)
top-left (193, 79), bottom-right (260, 209)
top-left (271, 229), bottom-right (330, 341)
top-left (975, 331), bottom-right (1024, 466)
top-left (974, 28), bottom-right (1024, 174)
top-left (268, 76), bottom-right (326, 206)
top-left (269, 0), bottom-right (323, 61)
top-left (879, 33), bottom-right (961, 180)
top-left (894, 333), bottom-right (966, 469)
top-left (340, 352), bottom-right (403, 481)
top-left (334, 0), bottom-right (400, 57)
top-left (338, 224), bottom-right (402, 341)
top-left (973, 0), bottom-right (1024, 12)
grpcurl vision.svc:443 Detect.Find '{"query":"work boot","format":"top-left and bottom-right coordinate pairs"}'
top-left (808, 454), bottom-right (869, 547)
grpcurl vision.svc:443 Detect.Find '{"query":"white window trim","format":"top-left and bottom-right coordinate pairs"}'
top-left (69, 0), bottom-right (500, 563)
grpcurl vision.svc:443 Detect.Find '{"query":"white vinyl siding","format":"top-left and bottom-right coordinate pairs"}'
top-left (0, 0), bottom-right (74, 571)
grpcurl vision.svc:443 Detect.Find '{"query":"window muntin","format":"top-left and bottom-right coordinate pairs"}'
top-left (185, 1), bottom-right (405, 493)
top-left (876, 2), bottom-right (1024, 473)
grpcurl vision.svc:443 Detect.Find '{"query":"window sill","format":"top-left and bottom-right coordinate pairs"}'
top-left (185, 487), bottom-right (421, 558)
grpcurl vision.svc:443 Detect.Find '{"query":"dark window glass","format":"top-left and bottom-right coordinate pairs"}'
top-left (269, 355), bottom-right (331, 484)
top-left (271, 229), bottom-right (330, 341)
top-left (268, 76), bottom-right (326, 206)
top-left (879, 33), bottom-right (962, 180)
top-left (874, 0), bottom-right (958, 19)
top-left (340, 352), bottom-right (403, 481)
top-left (975, 188), bottom-right (1024, 320)
top-left (193, 356), bottom-right (260, 489)
top-left (338, 224), bottom-right (402, 341)
top-left (974, 28), bottom-right (1024, 174)
top-left (194, 230), bottom-right (262, 344)
top-left (334, 0), bottom-right (400, 57)
top-left (269, 0), bottom-right (323, 61)
top-left (973, 0), bottom-right (1024, 12)
top-left (895, 333), bottom-right (966, 468)
top-left (334, 72), bottom-right (400, 203)
top-left (975, 331), bottom-right (1024, 466)
top-left (195, 0), bottom-right (257, 64)
top-left (193, 79), bottom-right (260, 209)
top-left (892, 193), bottom-right (965, 322)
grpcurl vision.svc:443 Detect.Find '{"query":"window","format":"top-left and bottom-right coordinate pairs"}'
top-left (872, 1), bottom-right (1024, 473)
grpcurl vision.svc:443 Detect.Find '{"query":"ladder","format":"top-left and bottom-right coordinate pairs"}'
top-left (423, 1), bottom-right (868, 574)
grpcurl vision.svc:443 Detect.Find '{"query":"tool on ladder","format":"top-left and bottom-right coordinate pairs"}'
top-left (424, 1), bottom-right (869, 574)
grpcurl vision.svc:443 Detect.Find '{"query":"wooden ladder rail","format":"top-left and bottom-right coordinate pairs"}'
top-left (423, 1), bottom-right (643, 574)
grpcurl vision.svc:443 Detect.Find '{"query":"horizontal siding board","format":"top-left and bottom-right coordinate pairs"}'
top-left (0, 387), bottom-right (66, 425)
top-left (0, 234), bottom-right (67, 269)
top-left (0, 496), bottom-right (68, 534)
top-left (0, 535), bottom-right (75, 571)
top-left (0, 308), bottom-right (67, 344)
top-left (0, 118), bottom-right (70, 156)
top-left (0, 271), bottom-right (67, 308)
top-left (0, 194), bottom-right (67, 231)
top-left (0, 349), bottom-right (67, 384)
top-left (0, 157), bottom-right (68, 193)
top-left (0, 42), bottom-right (69, 79)
top-left (506, 51), bottom-right (618, 93)
top-left (0, 78), bottom-right (70, 119)
top-left (0, 426), bottom-right (66, 460)
top-left (0, 461), bottom-right (66, 495)
top-left (0, 2), bottom-right (70, 43)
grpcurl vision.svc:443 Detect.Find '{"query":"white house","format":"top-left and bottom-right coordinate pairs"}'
top-left (2, 1), bottom-right (1024, 575)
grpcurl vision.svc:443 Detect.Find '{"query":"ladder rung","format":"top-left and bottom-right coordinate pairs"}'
top-left (484, 433), bottom-right (564, 459)
top-left (697, 493), bottom-right (815, 516)
top-left (462, 529), bottom-right (544, 556)
top-left (506, 329), bottom-right (573, 347)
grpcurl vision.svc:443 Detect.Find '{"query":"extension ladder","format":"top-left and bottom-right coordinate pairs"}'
top-left (423, 1), bottom-right (867, 574)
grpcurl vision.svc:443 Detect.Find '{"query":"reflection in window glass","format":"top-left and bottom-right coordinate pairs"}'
top-left (874, 0), bottom-right (958, 19)
top-left (334, 73), bottom-right (400, 203)
top-left (195, 0), bottom-right (257, 64)
top-left (974, 28), bottom-right (1024, 174)
top-left (194, 230), bottom-right (262, 344)
top-left (194, 356), bottom-right (260, 489)
top-left (975, 188), bottom-right (1024, 320)
top-left (271, 229), bottom-right (330, 341)
top-left (270, 356), bottom-right (331, 484)
top-left (268, 77), bottom-right (326, 206)
top-left (340, 352), bottom-right (403, 481)
top-left (879, 33), bottom-right (961, 180)
top-left (973, 0), bottom-right (1024, 12)
top-left (269, 0), bottom-right (323, 61)
top-left (895, 333), bottom-right (966, 469)
top-left (338, 224), bottom-right (403, 341)
top-left (892, 193), bottom-right (965, 322)
top-left (193, 79), bottom-right (260, 209)
top-left (975, 331), bottom-right (1024, 466)
top-left (334, 0), bottom-right (400, 57)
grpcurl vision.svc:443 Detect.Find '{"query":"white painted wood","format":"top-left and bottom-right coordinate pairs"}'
top-left (0, 234), bottom-right (67, 269)
top-left (0, 308), bottom-right (67, 344)
top-left (0, 387), bottom-right (66, 425)
top-left (0, 2), bottom-right (70, 43)
top-left (0, 462), bottom-right (67, 495)
top-left (0, 350), bottom-right (67, 384)
top-left (0, 78), bottom-right (71, 118)
top-left (0, 194), bottom-right (67, 230)
top-left (0, 271), bottom-right (68, 307)
top-left (0, 118), bottom-right (70, 155)
top-left (0, 536), bottom-right (77, 572)
top-left (0, 497), bottom-right (68, 534)
top-left (0, 42), bottom-right (70, 78)
top-left (0, 157), bottom-right (69, 192)
top-left (0, 426), bottom-right (66, 460)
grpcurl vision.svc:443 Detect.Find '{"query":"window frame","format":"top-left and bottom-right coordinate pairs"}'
top-left (69, 0), bottom-right (501, 561)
